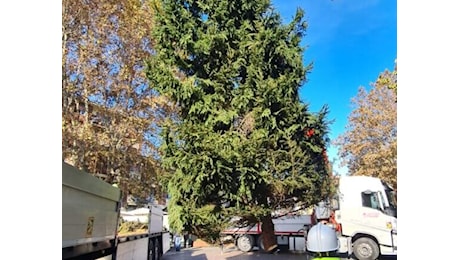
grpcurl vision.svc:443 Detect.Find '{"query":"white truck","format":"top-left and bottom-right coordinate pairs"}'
top-left (221, 214), bottom-right (313, 253)
top-left (62, 161), bottom-right (171, 260)
top-left (331, 175), bottom-right (397, 260)
top-left (221, 175), bottom-right (397, 260)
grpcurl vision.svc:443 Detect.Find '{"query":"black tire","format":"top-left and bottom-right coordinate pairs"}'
top-left (353, 237), bottom-right (380, 260)
top-left (154, 238), bottom-right (161, 260)
top-left (148, 238), bottom-right (161, 260)
top-left (236, 235), bottom-right (254, 252)
top-left (148, 239), bottom-right (154, 260)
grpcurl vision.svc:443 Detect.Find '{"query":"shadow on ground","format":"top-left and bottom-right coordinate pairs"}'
top-left (162, 248), bottom-right (210, 260)
top-left (337, 252), bottom-right (397, 260)
top-left (161, 246), bottom-right (306, 260)
top-left (162, 246), bottom-right (397, 260)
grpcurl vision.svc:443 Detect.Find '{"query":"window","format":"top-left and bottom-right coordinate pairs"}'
top-left (361, 191), bottom-right (380, 210)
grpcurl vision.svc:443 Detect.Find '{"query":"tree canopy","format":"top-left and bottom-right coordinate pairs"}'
top-left (62, 0), bottom-right (175, 205)
top-left (334, 63), bottom-right (397, 190)
top-left (147, 0), bottom-right (333, 247)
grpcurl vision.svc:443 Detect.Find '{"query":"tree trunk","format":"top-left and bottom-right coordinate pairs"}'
top-left (261, 215), bottom-right (278, 253)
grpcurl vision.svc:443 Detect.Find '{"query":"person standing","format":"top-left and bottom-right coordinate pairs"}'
top-left (174, 233), bottom-right (182, 251)
top-left (184, 232), bottom-right (189, 248)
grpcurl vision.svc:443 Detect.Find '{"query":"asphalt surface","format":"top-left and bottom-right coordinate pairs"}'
top-left (161, 246), bottom-right (397, 260)
top-left (161, 246), bottom-right (308, 260)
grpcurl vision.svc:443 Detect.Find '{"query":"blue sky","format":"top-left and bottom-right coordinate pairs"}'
top-left (271, 0), bottom-right (397, 175)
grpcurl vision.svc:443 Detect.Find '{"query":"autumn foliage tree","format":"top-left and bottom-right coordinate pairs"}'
top-left (147, 0), bottom-right (332, 249)
top-left (62, 0), bottom-right (175, 205)
top-left (377, 59), bottom-right (397, 102)
top-left (334, 64), bottom-right (397, 190)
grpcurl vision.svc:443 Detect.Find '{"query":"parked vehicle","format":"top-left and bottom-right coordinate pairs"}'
top-left (221, 214), bottom-right (312, 253)
top-left (62, 161), bottom-right (170, 260)
top-left (327, 175), bottom-right (397, 260)
top-left (221, 175), bottom-right (397, 260)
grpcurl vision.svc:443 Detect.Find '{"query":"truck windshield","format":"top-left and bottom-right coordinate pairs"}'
top-left (380, 180), bottom-right (397, 217)
top-left (385, 189), bottom-right (397, 209)
top-left (381, 180), bottom-right (397, 208)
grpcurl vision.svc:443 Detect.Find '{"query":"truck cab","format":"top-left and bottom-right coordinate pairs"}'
top-left (334, 176), bottom-right (397, 260)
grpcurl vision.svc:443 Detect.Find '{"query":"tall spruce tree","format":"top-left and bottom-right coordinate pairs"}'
top-left (147, 0), bottom-right (332, 250)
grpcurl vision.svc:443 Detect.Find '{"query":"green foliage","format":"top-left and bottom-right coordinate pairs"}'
top-left (147, 0), bottom-right (332, 239)
top-left (376, 59), bottom-right (397, 102)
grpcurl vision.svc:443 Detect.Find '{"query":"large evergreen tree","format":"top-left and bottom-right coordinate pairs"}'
top-left (147, 0), bottom-right (332, 249)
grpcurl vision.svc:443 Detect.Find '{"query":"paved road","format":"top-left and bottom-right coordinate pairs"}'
top-left (162, 246), bottom-right (308, 260)
top-left (161, 246), bottom-right (397, 260)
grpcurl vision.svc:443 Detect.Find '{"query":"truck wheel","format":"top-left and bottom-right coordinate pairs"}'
top-left (154, 238), bottom-right (161, 260)
top-left (353, 237), bottom-right (380, 260)
top-left (237, 235), bottom-right (254, 252)
top-left (148, 238), bottom-right (161, 260)
top-left (148, 239), bottom-right (154, 260)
